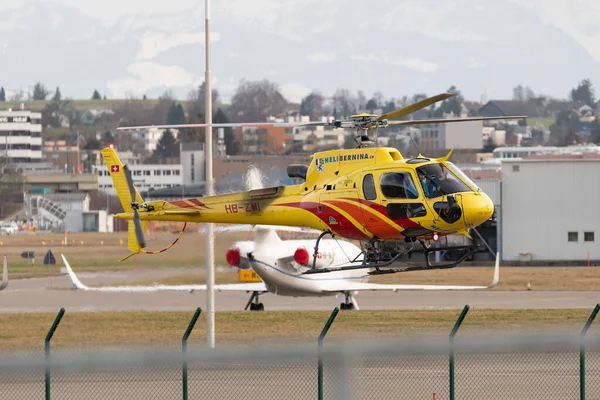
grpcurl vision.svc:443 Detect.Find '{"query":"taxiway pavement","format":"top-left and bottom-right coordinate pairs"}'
top-left (1, 270), bottom-right (599, 313)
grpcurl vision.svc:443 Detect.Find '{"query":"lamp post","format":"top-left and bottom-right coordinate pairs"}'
top-left (204, 0), bottom-right (215, 349)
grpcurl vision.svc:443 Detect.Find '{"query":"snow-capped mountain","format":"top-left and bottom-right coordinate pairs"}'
top-left (0, 0), bottom-right (599, 102)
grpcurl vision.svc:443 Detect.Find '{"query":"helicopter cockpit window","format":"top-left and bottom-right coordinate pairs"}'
top-left (362, 174), bottom-right (377, 200)
top-left (380, 173), bottom-right (419, 199)
top-left (446, 162), bottom-right (480, 191)
top-left (416, 163), bottom-right (472, 199)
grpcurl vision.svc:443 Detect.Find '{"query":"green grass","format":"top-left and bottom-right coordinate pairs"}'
top-left (0, 309), bottom-right (594, 350)
top-left (527, 117), bottom-right (555, 129)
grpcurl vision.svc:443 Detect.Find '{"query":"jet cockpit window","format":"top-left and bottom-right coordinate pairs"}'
top-left (416, 163), bottom-right (472, 199)
top-left (380, 172), bottom-right (419, 199)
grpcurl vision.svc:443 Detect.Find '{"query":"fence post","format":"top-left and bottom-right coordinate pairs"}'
top-left (183, 307), bottom-right (202, 400)
top-left (580, 303), bottom-right (600, 400)
top-left (449, 305), bottom-right (469, 400)
top-left (318, 307), bottom-right (340, 400)
top-left (45, 308), bottom-right (65, 400)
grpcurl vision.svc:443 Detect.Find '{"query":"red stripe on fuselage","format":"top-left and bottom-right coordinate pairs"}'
top-left (168, 199), bottom-right (210, 210)
top-left (324, 199), bottom-right (401, 240)
top-left (275, 202), bottom-right (369, 240)
top-left (343, 198), bottom-right (423, 230)
top-left (187, 198), bottom-right (210, 209)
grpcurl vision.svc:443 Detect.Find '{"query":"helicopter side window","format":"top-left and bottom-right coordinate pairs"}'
top-left (362, 174), bottom-right (377, 200)
top-left (380, 173), bottom-right (419, 199)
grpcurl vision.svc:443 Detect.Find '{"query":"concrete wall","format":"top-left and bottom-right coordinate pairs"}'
top-left (502, 159), bottom-right (600, 262)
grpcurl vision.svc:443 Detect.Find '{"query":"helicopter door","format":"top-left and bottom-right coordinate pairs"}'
top-left (319, 187), bottom-right (368, 240)
top-left (361, 170), bottom-right (428, 240)
top-left (359, 172), bottom-right (400, 239)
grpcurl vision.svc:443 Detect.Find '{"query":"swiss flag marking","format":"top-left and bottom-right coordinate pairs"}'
top-left (111, 165), bottom-right (120, 173)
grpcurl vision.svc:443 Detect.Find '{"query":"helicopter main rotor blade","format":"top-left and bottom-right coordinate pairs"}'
top-left (387, 115), bottom-right (528, 125)
top-left (116, 122), bottom-right (306, 131)
top-left (376, 93), bottom-right (454, 122)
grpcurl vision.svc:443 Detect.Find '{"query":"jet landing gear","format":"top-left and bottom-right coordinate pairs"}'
top-left (340, 291), bottom-right (360, 310)
top-left (245, 291), bottom-right (265, 311)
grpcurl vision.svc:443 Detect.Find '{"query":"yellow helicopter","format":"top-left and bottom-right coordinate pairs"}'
top-left (106, 93), bottom-right (524, 274)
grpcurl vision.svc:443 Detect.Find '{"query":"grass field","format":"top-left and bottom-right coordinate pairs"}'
top-left (3, 231), bottom-right (600, 290)
top-left (527, 117), bottom-right (555, 129)
top-left (0, 309), bottom-right (594, 350)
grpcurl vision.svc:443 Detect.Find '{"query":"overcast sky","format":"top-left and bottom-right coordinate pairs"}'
top-left (1, 0), bottom-right (600, 102)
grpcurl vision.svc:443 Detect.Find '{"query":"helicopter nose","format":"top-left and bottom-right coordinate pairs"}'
top-left (461, 192), bottom-right (494, 229)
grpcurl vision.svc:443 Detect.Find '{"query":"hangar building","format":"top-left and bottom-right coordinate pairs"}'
top-left (501, 158), bottom-right (599, 263)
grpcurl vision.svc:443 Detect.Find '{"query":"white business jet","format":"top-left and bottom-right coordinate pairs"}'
top-left (63, 226), bottom-right (500, 311)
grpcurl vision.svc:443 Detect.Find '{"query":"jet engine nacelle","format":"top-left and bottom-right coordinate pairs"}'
top-left (288, 242), bottom-right (336, 270)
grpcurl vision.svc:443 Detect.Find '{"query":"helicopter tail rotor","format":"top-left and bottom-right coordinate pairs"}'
top-left (123, 165), bottom-right (147, 249)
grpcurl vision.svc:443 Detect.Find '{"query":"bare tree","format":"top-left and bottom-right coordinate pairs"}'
top-left (187, 82), bottom-right (220, 120)
top-left (299, 91), bottom-right (325, 120)
top-left (0, 161), bottom-right (24, 219)
top-left (230, 79), bottom-right (287, 122)
top-left (332, 88), bottom-right (357, 119)
top-left (114, 96), bottom-right (154, 127)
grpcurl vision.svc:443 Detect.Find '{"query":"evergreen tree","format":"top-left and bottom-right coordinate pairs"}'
top-left (570, 79), bottom-right (596, 107)
top-left (52, 86), bottom-right (61, 101)
top-left (153, 129), bottom-right (179, 159)
top-left (91, 90), bottom-right (102, 100)
top-left (0, 87), bottom-right (5, 101)
top-left (167, 102), bottom-right (186, 125)
top-left (214, 108), bottom-right (238, 155)
top-left (101, 131), bottom-right (115, 146)
top-left (32, 82), bottom-right (49, 100)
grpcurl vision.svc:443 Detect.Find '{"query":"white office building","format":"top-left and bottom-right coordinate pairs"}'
top-left (93, 164), bottom-right (183, 195)
top-left (0, 110), bottom-right (42, 162)
top-left (132, 128), bottom-right (180, 153)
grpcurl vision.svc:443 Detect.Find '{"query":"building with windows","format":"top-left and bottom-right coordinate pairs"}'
top-left (132, 128), bottom-right (180, 153)
top-left (416, 120), bottom-right (483, 151)
top-left (501, 158), bottom-right (600, 263)
top-left (93, 164), bottom-right (183, 195)
top-left (487, 144), bottom-right (600, 164)
top-left (0, 109), bottom-right (42, 162)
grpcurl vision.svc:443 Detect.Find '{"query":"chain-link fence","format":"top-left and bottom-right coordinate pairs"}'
top-left (2, 305), bottom-right (600, 399)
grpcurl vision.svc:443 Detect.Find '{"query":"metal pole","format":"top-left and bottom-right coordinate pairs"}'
top-left (318, 307), bottom-right (340, 400)
top-left (449, 305), bottom-right (469, 400)
top-left (204, 0), bottom-right (215, 349)
top-left (183, 307), bottom-right (202, 400)
top-left (76, 132), bottom-right (80, 174)
top-left (580, 303), bottom-right (600, 400)
top-left (45, 308), bottom-right (65, 400)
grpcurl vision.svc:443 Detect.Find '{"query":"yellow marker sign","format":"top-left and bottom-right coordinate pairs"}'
top-left (238, 269), bottom-right (262, 283)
